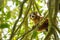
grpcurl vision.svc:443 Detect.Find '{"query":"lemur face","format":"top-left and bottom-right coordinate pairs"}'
top-left (30, 12), bottom-right (37, 20)
top-left (29, 12), bottom-right (48, 31)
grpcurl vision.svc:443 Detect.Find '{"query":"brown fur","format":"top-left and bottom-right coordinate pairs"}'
top-left (30, 12), bottom-right (48, 31)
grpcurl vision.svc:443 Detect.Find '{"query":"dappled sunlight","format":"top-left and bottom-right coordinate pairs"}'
top-left (0, 0), bottom-right (60, 40)
top-left (7, 1), bottom-right (16, 11)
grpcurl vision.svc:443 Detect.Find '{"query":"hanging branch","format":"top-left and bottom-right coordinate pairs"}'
top-left (44, 0), bottom-right (53, 40)
top-left (44, 0), bottom-right (60, 40)
top-left (53, 0), bottom-right (60, 33)
top-left (14, 0), bottom-right (32, 34)
top-left (52, 0), bottom-right (60, 40)
top-left (34, 0), bottom-right (41, 15)
top-left (9, 0), bottom-right (27, 40)
top-left (33, 4), bottom-right (35, 11)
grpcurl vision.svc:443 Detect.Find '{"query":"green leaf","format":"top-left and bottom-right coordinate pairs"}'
top-left (4, 0), bottom-right (7, 6)
top-left (0, 0), bottom-right (7, 10)
top-left (0, 0), bottom-right (4, 10)
top-left (16, 0), bottom-right (19, 6)
top-left (5, 11), bottom-right (11, 20)
top-left (12, 0), bottom-right (19, 6)
top-left (0, 23), bottom-right (10, 29)
top-left (32, 30), bottom-right (38, 38)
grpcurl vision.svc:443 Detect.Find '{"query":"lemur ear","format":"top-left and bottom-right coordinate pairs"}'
top-left (29, 12), bottom-right (41, 18)
top-left (30, 12), bottom-right (36, 16)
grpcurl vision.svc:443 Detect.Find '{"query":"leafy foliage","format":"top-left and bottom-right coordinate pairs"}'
top-left (0, 0), bottom-right (60, 40)
top-left (0, 23), bottom-right (10, 28)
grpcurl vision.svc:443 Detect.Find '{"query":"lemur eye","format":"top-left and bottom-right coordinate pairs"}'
top-left (30, 13), bottom-right (35, 18)
top-left (30, 14), bottom-right (35, 19)
top-left (31, 15), bottom-right (35, 18)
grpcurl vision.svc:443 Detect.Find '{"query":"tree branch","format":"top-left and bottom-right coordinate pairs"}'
top-left (9, 0), bottom-right (27, 40)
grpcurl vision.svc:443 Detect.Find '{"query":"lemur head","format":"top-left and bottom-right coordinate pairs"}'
top-left (30, 12), bottom-right (40, 20)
